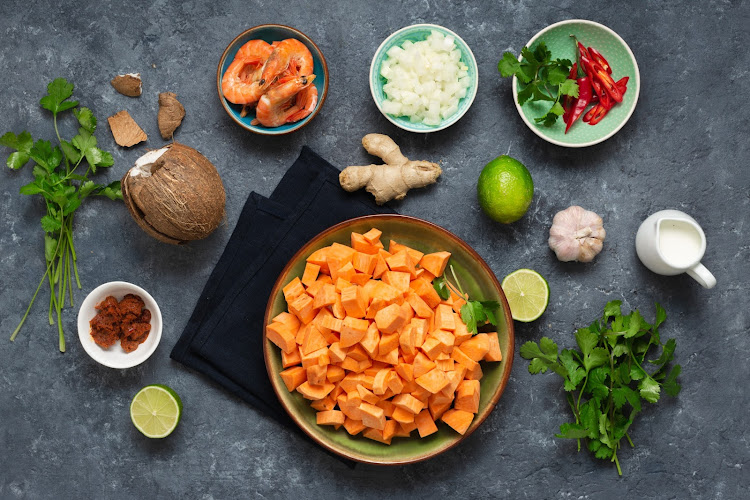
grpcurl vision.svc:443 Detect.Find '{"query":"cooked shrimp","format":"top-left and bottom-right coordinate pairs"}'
top-left (258, 39), bottom-right (314, 90)
top-left (252, 75), bottom-right (317, 127)
top-left (221, 40), bottom-right (273, 105)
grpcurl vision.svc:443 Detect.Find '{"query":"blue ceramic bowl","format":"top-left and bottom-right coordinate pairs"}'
top-left (216, 25), bottom-right (328, 135)
top-left (369, 24), bottom-right (478, 133)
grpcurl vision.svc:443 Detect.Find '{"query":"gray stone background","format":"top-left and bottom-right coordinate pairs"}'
top-left (1, 0), bottom-right (748, 498)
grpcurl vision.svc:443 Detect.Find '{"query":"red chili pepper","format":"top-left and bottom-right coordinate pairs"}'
top-left (577, 41), bottom-right (591, 61)
top-left (565, 40), bottom-right (592, 133)
top-left (582, 54), bottom-right (623, 103)
top-left (562, 62), bottom-right (578, 124)
top-left (585, 103), bottom-right (610, 125)
top-left (587, 47), bottom-right (612, 74)
top-left (592, 80), bottom-right (611, 109)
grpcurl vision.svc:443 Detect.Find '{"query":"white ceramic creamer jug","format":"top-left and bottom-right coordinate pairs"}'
top-left (635, 210), bottom-right (716, 289)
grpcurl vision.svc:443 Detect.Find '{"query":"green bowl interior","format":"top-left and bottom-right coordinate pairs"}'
top-left (265, 216), bottom-right (513, 463)
top-left (218, 25), bottom-right (327, 135)
top-left (513, 21), bottom-right (639, 146)
top-left (370, 25), bottom-right (478, 133)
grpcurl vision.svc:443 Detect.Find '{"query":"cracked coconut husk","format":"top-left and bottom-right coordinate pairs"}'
top-left (110, 73), bottom-right (142, 97)
top-left (107, 110), bottom-right (148, 147)
top-left (157, 92), bottom-right (185, 140)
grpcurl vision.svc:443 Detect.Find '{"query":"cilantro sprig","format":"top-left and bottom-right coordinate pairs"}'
top-left (433, 265), bottom-right (499, 335)
top-left (498, 42), bottom-right (579, 126)
top-left (2, 78), bottom-right (122, 352)
top-left (520, 301), bottom-right (681, 475)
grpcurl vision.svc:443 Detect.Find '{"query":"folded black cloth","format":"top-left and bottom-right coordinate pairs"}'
top-left (170, 147), bottom-right (394, 463)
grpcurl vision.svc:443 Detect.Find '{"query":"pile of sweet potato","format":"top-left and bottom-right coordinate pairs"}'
top-left (267, 228), bottom-right (502, 444)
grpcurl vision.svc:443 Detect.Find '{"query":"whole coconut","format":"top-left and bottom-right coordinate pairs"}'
top-left (122, 143), bottom-right (225, 244)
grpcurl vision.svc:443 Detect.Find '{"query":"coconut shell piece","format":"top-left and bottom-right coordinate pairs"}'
top-left (157, 92), bottom-right (185, 140)
top-left (122, 143), bottom-right (226, 244)
top-left (108, 110), bottom-right (148, 148)
top-left (110, 73), bottom-right (142, 97)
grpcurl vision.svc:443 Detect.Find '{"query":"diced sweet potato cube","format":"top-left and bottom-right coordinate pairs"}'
top-left (362, 228), bottom-right (382, 244)
top-left (301, 263), bottom-right (321, 287)
top-left (406, 292), bottom-right (433, 318)
top-left (409, 278), bottom-right (441, 308)
top-left (279, 366), bottom-right (306, 392)
top-left (351, 232), bottom-right (381, 255)
top-left (370, 281), bottom-right (401, 303)
top-left (272, 312), bottom-right (300, 332)
top-left (465, 362), bottom-right (483, 381)
top-left (326, 365), bottom-right (346, 383)
top-left (301, 325), bottom-right (328, 355)
top-left (312, 283), bottom-right (337, 309)
top-left (328, 242), bottom-right (356, 263)
top-left (289, 293), bottom-right (317, 324)
top-left (410, 318), bottom-right (428, 347)
top-left (382, 271), bottom-right (411, 293)
top-left (451, 346), bottom-right (478, 371)
top-left (388, 373), bottom-right (404, 394)
top-left (300, 347), bottom-right (330, 368)
top-left (319, 313), bottom-right (343, 333)
top-left (420, 337), bottom-right (444, 360)
top-left (435, 304), bottom-right (456, 331)
top-left (374, 303), bottom-right (407, 334)
top-left (413, 352), bottom-right (436, 378)
top-left (431, 329), bottom-right (455, 352)
top-left (332, 294), bottom-right (345, 319)
top-left (352, 273), bottom-right (372, 288)
top-left (334, 277), bottom-right (353, 293)
top-left (327, 342), bottom-right (347, 364)
top-left (399, 324), bottom-right (416, 356)
top-left (317, 410), bottom-right (346, 426)
top-left (442, 409), bottom-right (474, 435)
top-left (343, 418), bottom-right (366, 435)
top-left (453, 315), bottom-right (472, 344)
top-left (373, 368), bottom-right (392, 395)
top-left (356, 384), bottom-right (380, 405)
top-left (393, 423), bottom-right (411, 437)
top-left (359, 321), bottom-right (380, 357)
top-left (362, 427), bottom-right (391, 445)
top-left (306, 364), bottom-right (327, 385)
top-left (399, 420), bottom-right (418, 435)
top-left (418, 251), bottom-right (451, 278)
top-left (310, 395), bottom-right (336, 412)
top-left (335, 262), bottom-right (357, 283)
top-left (395, 362), bottom-right (414, 383)
top-left (388, 240), bottom-right (424, 263)
top-left (428, 392), bottom-right (453, 420)
top-left (378, 332), bottom-right (400, 356)
top-left (386, 250), bottom-right (417, 278)
top-left (283, 277), bottom-right (305, 302)
top-left (281, 348), bottom-right (302, 368)
top-left (435, 358), bottom-right (454, 371)
top-left (359, 402), bottom-right (386, 430)
top-left (372, 253), bottom-right (389, 279)
top-left (266, 322), bottom-right (297, 353)
top-left (443, 370), bottom-right (463, 396)
top-left (411, 387), bottom-right (432, 404)
top-left (339, 357), bottom-right (359, 372)
top-left (340, 317), bottom-right (369, 348)
top-left (415, 409), bottom-right (438, 437)
top-left (331, 382), bottom-right (344, 401)
top-left (460, 334), bottom-right (490, 361)
top-left (374, 348), bottom-right (399, 366)
top-left (307, 247), bottom-right (330, 274)
top-left (376, 399), bottom-right (395, 418)
top-left (296, 381), bottom-right (335, 400)
top-left (454, 379), bottom-right (481, 413)
top-left (391, 406), bottom-right (415, 424)
top-left (341, 285), bottom-right (368, 319)
top-left (392, 393), bottom-right (424, 415)
top-left (365, 297), bottom-right (387, 319)
top-left (346, 344), bottom-right (369, 362)
top-left (400, 301), bottom-right (414, 323)
top-left (415, 368), bottom-right (449, 394)
top-left (485, 332), bottom-right (503, 362)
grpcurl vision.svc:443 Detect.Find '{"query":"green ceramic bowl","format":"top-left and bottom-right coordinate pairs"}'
top-left (263, 215), bottom-right (514, 464)
top-left (369, 24), bottom-right (479, 133)
top-left (512, 19), bottom-right (640, 147)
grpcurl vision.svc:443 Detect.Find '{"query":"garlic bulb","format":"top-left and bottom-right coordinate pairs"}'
top-left (548, 206), bottom-right (606, 262)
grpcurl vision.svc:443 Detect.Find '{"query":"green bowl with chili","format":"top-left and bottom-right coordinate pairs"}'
top-left (511, 19), bottom-right (640, 147)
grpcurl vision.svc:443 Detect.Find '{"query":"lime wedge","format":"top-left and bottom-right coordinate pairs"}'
top-left (501, 269), bottom-right (550, 322)
top-left (130, 384), bottom-right (182, 438)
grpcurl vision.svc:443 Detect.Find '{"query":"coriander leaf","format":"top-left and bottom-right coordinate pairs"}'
top-left (531, 85), bottom-right (554, 102)
top-left (624, 386), bottom-right (642, 413)
top-left (40, 78), bottom-right (78, 115)
top-left (604, 300), bottom-right (622, 319)
top-left (78, 180), bottom-right (99, 198)
top-left (598, 413), bottom-right (613, 448)
top-left (575, 328), bottom-right (598, 356)
top-left (528, 357), bottom-right (550, 374)
top-left (480, 301), bottom-right (500, 326)
top-left (72, 128), bottom-right (97, 161)
top-left (0, 130), bottom-right (33, 152)
top-left (41, 215), bottom-right (61, 233)
top-left (564, 367), bottom-right (586, 392)
top-left (625, 310), bottom-right (644, 338)
top-left (460, 302), bottom-right (477, 334)
top-left (532, 42), bottom-right (551, 65)
top-left (649, 338), bottom-right (676, 366)
top-left (559, 79), bottom-right (579, 98)
top-left (520, 340), bottom-right (555, 362)
top-left (594, 443), bottom-right (614, 460)
top-left (612, 387), bottom-right (628, 409)
top-left (663, 365), bottom-right (682, 396)
top-left (547, 65), bottom-right (569, 86)
top-left (100, 181), bottom-right (123, 201)
top-left (586, 366), bottom-right (610, 400)
top-left (62, 195), bottom-right (81, 216)
top-left (556, 423), bottom-right (589, 439)
top-left (29, 140), bottom-right (62, 172)
top-left (60, 140), bottom-right (82, 164)
top-left (611, 343), bottom-right (629, 358)
top-left (638, 377), bottom-right (661, 403)
top-left (618, 362), bottom-right (632, 384)
top-left (630, 364), bottom-right (646, 381)
top-left (73, 107), bottom-right (97, 133)
top-left (584, 347), bottom-right (609, 371)
top-left (432, 276), bottom-right (450, 300)
top-left (44, 234), bottom-right (58, 262)
top-left (19, 182), bottom-right (44, 195)
top-left (498, 52), bottom-right (522, 79)
top-left (554, 58), bottom-right (573, 68)
top-left (32, 165), bottom-right (48, 180)
top-left (517, 83), bottom-right (535, 105)
top-left (96, 150), bottom-right (114, 168)
top-left (535, 110), bottom-right (560, 127)
top-left (520, 46), bottom-right (539, 66)
top-left (7, 152), bottom-right (30, 170)
top-left (654, 303), bottom-right (667, 328)
top-left (579, 400), bottom-right (600, 439)
top-left (470, 301), bottom-right (488, 325)
top-left (539, 337), bottom-right (559, 357)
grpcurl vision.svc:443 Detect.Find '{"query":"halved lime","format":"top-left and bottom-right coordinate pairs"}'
top-left (501, 269), bottom-right (550, 322)
top-left (130, 384), bottom-right (182, 438)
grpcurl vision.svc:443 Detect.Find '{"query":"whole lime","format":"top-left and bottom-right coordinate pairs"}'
top-left (477, 155), bottom-right (534, 224)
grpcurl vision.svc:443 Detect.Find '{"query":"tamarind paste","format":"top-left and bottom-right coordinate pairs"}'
top-left (90, 294), bottom-right (151, 353)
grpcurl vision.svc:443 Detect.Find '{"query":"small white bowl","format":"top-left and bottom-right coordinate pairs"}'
top-left (77, 281), bottom-right (162, 369)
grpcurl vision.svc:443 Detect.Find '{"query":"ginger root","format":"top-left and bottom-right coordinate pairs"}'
top-left (339, 134), bottom-right (441, 205)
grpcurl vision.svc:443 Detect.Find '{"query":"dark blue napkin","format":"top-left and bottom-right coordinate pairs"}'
top-left (170, 147), bottom-right (394, 463)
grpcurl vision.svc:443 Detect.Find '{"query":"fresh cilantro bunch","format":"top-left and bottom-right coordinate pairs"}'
top-left (1, 78), bottom-right (122, 352)
top-left (520, 301), bottom-right (681, 475)
top-left (498, 42), bottom-right (579, 126)
top-left (433, 265), bottom-right (500, 334)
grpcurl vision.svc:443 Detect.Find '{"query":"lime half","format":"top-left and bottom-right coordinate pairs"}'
top-left (501, 269), bottom-right (550, 322)
top-left (130, 384), bottom-right (182, 438)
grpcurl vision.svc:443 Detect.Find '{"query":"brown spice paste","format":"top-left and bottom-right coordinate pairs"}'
top-left (90, 294), bottom-right (151, 353)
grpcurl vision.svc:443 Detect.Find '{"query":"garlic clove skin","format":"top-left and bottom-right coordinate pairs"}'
top-left (548, 206), bottom-right (606, 262)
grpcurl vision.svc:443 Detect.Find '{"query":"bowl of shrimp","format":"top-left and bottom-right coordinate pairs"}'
top-left (217, 25), bottom-right (329, 135)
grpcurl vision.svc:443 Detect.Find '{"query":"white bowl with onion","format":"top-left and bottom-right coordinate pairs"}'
top-left (370, 24), bottom-right (478, 133)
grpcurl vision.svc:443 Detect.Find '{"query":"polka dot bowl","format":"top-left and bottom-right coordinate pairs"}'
top-left (512, 19), bottom-right (640, 147)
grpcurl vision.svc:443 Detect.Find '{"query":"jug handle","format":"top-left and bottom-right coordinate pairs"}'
top-left (687, 263), bottom-right (716, 289)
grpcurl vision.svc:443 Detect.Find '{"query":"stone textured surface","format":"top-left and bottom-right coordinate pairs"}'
top-left (1, 0), bottom-right (748, 498)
